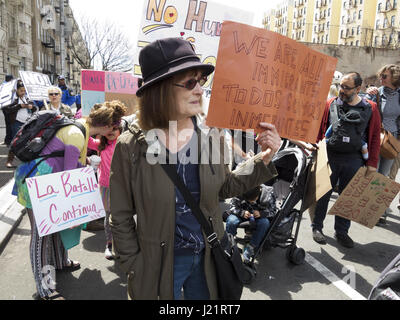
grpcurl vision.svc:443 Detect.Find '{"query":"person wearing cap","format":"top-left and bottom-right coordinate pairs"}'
top-left (109, 37), bottom-right (281, 300)
top-left (2, 80), bottom-right (37, 168)
top-left (57, 75), bottom-right (76, 106)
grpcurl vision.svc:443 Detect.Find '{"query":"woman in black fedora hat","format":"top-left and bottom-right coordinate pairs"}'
top-left (109, 37), bottom-right (281, 300)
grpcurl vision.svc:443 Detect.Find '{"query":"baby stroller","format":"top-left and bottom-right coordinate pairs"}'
top-left (234, 140), bottom-right (315, 284)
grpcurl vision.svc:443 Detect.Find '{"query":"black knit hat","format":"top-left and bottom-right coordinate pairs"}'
top-left (136, 37), bottom-right (214, 97)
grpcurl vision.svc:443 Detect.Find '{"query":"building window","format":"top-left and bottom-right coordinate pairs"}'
top-left (358, 10), bottom-right (362, 19)
top-left (376, 19), bottom-right (380, 29)
top-left (374, 36), bottom-right (379, 46)
top-left (356, 40), bottom-right (359, 46)
top-left (357, 25), bottom-right (361, 34)
top-left (385, 0), bottom-right (390, 10)
top-left (378, 3), bottom-right (382, 12)
top-left (384, 18), bottom-right (388, 28)
top-left (328, 8), bottom-right (331, 16)
top-left (391, 16), bottom-right (395, 26)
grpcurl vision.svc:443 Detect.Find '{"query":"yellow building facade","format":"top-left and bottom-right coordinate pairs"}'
top-left (292, 0), bottom-right (316, 42)
top-left (262, 0), bottom-right (400, 48)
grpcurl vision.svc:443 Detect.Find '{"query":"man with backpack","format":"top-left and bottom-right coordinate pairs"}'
top-left (311, 72), bottom-right (381, 248)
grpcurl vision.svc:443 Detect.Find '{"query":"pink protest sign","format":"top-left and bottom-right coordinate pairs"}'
top-left (105, 72), bottom-right (139, 94)
top-left (81, 70), bottom-right (105, 92)
top-left (26, 167), bottom-right (106, 237)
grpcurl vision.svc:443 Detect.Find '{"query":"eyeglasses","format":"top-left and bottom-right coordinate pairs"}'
top-left (49, 93), bottom-right (60, 96)
top-left (174, 76), bottom-right (208, 90)
top-left (339, 84), bottom-right (357, 91)
top-left (380, 74), bottom-right (388, 79)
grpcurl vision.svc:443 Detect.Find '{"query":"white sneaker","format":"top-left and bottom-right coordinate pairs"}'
top-left (105, 245), bottom-right (114, 260)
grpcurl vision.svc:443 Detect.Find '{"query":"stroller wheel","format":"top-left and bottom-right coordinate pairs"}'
top-left (242, 264), bottom-right (256, 285)
top-left (286, 245), bottom-right (305, 265)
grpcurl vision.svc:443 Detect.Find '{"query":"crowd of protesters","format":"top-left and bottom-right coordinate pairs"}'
top-left (1, 37), bottom-right (399, 300)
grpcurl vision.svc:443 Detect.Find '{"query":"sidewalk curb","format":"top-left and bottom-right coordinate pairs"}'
top-left (0, 179), bottom-right (24, 255)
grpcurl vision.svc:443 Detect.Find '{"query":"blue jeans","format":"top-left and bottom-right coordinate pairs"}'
top-left (173, 252), bottom-right (210, 300)
top-left (312, 153), bottom-right (364, 235)
top-left (225, 214), bottom-right (270, 248)
top-left (10, 120), bottom-right (24, 141)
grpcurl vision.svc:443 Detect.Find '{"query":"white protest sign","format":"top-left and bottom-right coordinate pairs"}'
top-left (0, 79), bottom-right (17, 109)
top-left (26, 167), bottom-right (105, 237)
top-left (19, 71), bottom-right (52, 101)
top-left (134, 0), bottom-right (254, 114)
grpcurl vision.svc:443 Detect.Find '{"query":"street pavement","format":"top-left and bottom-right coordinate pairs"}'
top-left (0, 113), bottom-right (399, 300)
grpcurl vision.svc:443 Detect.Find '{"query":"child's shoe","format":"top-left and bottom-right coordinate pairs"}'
top-left (243, 244), bottom-right (255, 263)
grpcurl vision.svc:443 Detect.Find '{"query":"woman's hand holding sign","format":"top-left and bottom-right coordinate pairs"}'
top-left (256, 122), bottom-right (281, 166)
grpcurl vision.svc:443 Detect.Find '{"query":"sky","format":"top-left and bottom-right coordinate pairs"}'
top-left (69, 0), bottom-right (281, 46)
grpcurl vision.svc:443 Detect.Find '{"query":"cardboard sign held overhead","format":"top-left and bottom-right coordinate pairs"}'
top-left (206, 21), bottom-right (337, 143)
top-left (19, 71), bottom-right (52, 101)
top-left (328, 167), bottom-right (400, 229)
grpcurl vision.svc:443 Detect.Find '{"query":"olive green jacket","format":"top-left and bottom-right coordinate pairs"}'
top-left (109, 117), bottom-right (278, 300)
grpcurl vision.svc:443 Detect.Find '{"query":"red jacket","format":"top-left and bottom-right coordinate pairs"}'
top-left (317, 97), bottom-right (381, 168)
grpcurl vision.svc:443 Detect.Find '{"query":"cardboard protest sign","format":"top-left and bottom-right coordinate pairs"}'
top-left (26, 167), bottom-right (105, 237)
top-left (81, 70), bottom-right (139, 116)
top-left (206, 21), bottom-right (338, 143)
top-left (19, 71), bottom-right (52, 101)
top-left (303, 140), bottom-right (332, 216)
top-left (135, 0), bottom-right (254, 113)
top-left (0, 79), bottom-right (17, 109)
top-left (328, 167), bottom-right (400, 228)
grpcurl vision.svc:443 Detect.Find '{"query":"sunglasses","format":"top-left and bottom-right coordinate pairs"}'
top-left (174, 76), bottom-right (208, 90)
top-left (49, 93), bottom-right (60, 96)
top-left (339, 84), bottom-right (357, 91)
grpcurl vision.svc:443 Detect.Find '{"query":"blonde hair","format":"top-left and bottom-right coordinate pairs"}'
top-left (47, 86), bottom-right (62, 95)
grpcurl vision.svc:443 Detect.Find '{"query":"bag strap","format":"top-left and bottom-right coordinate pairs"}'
top-left (22, 122), bottom-right (86, 184)
top-left (160, 161), bottom-right (219, 248)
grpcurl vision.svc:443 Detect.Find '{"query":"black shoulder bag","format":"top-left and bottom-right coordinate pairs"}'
top-left (160, 162), bottom-right (246, 300)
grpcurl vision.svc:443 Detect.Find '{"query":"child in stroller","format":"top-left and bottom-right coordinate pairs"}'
top-left (224, 184), bottom-right (277, 263)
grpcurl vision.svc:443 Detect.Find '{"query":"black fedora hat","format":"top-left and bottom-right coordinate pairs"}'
top-left (136, 37), bottom-right (214, 97)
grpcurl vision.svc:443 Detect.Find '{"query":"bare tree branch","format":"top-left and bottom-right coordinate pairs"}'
top-left (70, 16), bottom-right (133, 72)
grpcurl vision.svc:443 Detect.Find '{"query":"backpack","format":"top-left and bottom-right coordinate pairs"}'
top-left (368, 253), bottom-right (400, 300)
top-left (10, 110), bottom-right (86, 163)
top-left (326, 98), bottom-right (372, 153)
